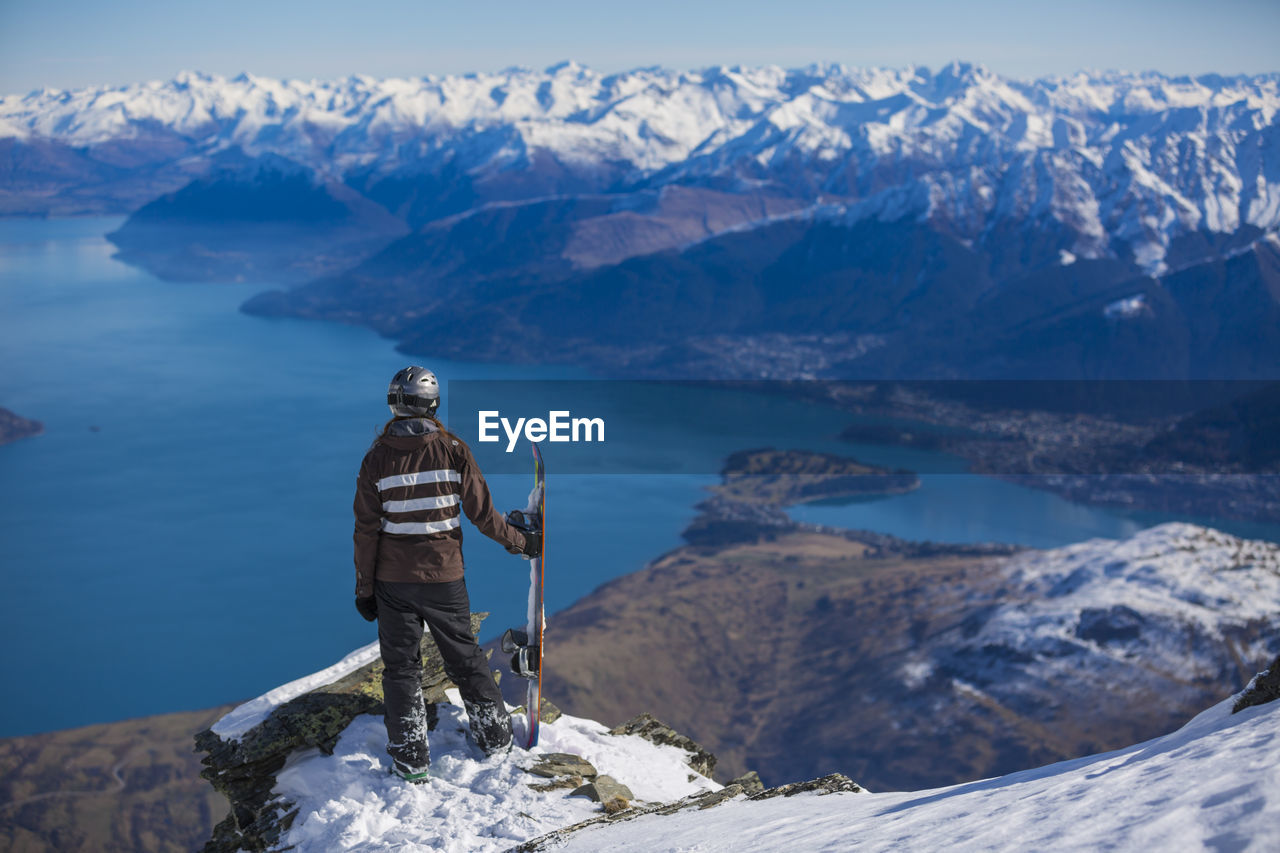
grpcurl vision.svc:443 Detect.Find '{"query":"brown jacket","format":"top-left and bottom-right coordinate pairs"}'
top-left (353, 421), bottom-right (526, 596)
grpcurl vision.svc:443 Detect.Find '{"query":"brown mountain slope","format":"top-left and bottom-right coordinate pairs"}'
top-left (538, 529), bottom-right (1259, 792)
top-left (0, 706), bottom-right (232, 852)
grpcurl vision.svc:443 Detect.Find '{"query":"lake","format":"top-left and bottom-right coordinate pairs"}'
top-left (2, 217), bottom-right (1275, 737)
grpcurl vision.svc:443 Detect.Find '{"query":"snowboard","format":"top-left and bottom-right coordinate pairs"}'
top-left (502, 443), bottom-right (546, 748)
top-left (525, 442), bottom-right (546, 748)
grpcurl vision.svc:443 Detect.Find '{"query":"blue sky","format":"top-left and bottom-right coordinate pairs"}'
top-left (1, 0), bottom-right (1277, 93)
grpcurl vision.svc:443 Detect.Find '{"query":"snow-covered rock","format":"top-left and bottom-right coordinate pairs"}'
top-left (273, 695), bottom-right (721, 853)
top-left (196, 615), bottom-right (725, 853)
top-left (211, 641), bottom-right (382, 742)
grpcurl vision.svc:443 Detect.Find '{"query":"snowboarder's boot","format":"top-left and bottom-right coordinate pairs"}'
top-left (386, 721), bottom-right (430, 783)
top-left (464, 698), bottom-right (514, 757)
top-left (390, 755), bottom-right (430, 784)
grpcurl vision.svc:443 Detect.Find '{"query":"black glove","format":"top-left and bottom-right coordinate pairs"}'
top-left (505, 509), bottom-right (541, 559)
top-left (355, 596), bottom-right (377, 622)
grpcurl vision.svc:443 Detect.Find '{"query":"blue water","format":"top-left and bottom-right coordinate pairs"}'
top-left (0, 219), bottom-right (709, 736)
top-left (2, 218), bottom-right (1276, 737)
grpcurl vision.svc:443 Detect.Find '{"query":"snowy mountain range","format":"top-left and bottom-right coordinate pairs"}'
top-left (4, 63), bottom-right (1278, 272)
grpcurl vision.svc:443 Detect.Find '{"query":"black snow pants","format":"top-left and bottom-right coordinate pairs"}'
top-left (375, 578), bottom-right (512, 772)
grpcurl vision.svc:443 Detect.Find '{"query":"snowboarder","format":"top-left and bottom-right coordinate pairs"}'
top-left (353, 366), bottom-right (541, 782)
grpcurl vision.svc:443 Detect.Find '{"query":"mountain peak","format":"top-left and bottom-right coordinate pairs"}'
top-left (545, 59), bottom-right (588, 76)
top-left (172, 69), bottom-right (213, 87)
top-left (196, 610), bottom-right (727, 852)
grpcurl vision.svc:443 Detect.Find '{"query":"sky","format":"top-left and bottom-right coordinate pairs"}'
top-left (1, 0), bottom-right (1278, 94)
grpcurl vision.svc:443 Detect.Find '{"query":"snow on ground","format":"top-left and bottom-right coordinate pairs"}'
top-left (272, 688), bottom-right (720, 853)
top-left (551, 698), bottom-right (1279, 853)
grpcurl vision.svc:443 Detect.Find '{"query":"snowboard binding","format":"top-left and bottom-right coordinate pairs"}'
top-left (501, 627), bottom-right (541, 679)
top-left (505, 509), bottom-right (540, 535)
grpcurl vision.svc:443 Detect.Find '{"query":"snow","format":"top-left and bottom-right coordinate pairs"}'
top-left (1103, 293), bottom-right (1148, 319)
top-left (551, 698), bottom-right (1279, 853)
top-left (898, 659), bottom-right (934, 690)
top-left (273, 691), bottom-right (719, 853)
top-left (211, 640), bottom-right (381, 741)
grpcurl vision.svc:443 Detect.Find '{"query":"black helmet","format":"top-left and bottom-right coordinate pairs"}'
top-left (387, 366), bottom-right (440, 417)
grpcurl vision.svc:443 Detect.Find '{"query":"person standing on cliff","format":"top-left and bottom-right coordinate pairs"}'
top-left (353, 366), bottom-right (541, 782)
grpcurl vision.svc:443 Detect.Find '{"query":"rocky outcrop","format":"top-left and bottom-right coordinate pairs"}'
top-left (609, 713), bottom-right (718, 780)
top-left (726, 770), bottom-right (765, 794)
top-left (750, 773), bottom-right (862, 799)
top-left (1233, 653), bottom-right (1280, 713)
top-left (0, 407), bottom-right (42, 446)
top-left (195, 615), bottom-right (731, 851)
top-left (523, 750), bottom-right (598, 795)
top-left (195, 613), bottom-right (490, 852)
top-left (570, 775), bottom-right (635, 814)
top-left (525, 752), bottom-right (597, 781)
top-left (515, 697), bottom-right (563, 725)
